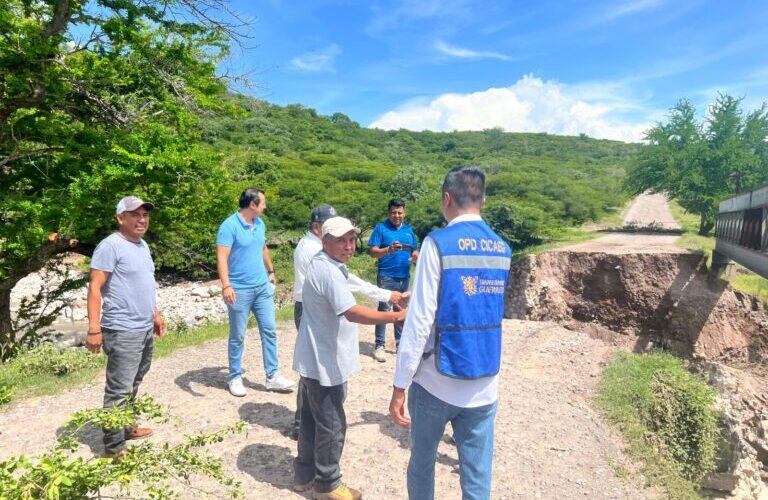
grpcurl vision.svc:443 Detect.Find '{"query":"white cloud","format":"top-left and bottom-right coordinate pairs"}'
top-left (434, 40), bottom-right (511, 61)
top-left (591, 0), bottom-right (667, 24)
top-left (368, 75), bottom-right (650, 142)
top-left (288, 44), bottom-right (341, 73)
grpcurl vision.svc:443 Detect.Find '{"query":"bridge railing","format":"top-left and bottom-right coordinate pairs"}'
top-left (714, 184), bottom-right (768, 278)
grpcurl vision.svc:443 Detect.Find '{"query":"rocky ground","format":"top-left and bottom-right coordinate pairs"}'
top-left (0, 320), bottom-right (653, 499)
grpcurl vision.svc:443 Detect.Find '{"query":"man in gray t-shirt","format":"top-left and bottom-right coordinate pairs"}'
top-left (86, 196), bottom-right (166, 459)
top-left (292, 217), bottom-right (407, 500)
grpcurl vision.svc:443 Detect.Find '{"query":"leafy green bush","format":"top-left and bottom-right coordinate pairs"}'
top-left (0, 383), bottom-right (11, 406)
top-left (0, 396), bottom-right (246, 499)
top-left (646, 370), bottom-right (721, 482)
top-left (11, 344), bottom-right (101, 377)
top-left (597, 352), bottom-right (724, 497)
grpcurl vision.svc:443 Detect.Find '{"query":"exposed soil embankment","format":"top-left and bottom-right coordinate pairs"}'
top-left (505, 251), bottom-right (768, 365)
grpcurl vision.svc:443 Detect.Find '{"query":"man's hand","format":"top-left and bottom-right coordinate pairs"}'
top-left (389, 389), bottom-right (411, 428)
top-left (222, 286), bottom-right (236, 304)
top-left (268, 272), bottom-right (276, 285)
top-left (390, 241), bottom-right (403, 253)
top-left (393, 308), bottom-right (407, 328)
top-left (85, 331), bottom-right (102, 354)
top-left (410, 250), bottom-right (419, 263)
top-left (390, 290), bottom-right (411, 309)
top-left (153, 313), bottom-right (166, 338)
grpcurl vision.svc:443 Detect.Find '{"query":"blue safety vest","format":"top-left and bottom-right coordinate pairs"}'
top-left (429, 220), bottom-right (511, 379)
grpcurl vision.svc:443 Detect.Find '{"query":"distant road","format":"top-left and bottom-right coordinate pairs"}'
top-left (621, 192), bottom-right (681, 230)
top-left (560, 192), bottom-right (687, 254)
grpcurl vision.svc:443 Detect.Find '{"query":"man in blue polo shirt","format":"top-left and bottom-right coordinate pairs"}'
top-left (368, 198), bottom-right (419, 362)
top-left (217, 188), bottom-right (294, 396)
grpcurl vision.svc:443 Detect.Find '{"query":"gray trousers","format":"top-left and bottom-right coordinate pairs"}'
top-left (293, 302), bottom-right (303, 437)
top-left (294, 376), bottom-right (348, 493)
top-left (102, 328), bottom-right (154, 454)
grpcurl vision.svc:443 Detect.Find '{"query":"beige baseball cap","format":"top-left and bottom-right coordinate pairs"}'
top-left (116, 196), bottom-right (155, 214)
top-left (322, 217), bottom-right (360, 238)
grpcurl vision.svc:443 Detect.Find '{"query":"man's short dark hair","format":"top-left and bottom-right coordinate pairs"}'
top-left (388, 198), bottom-right (406, 211)
top-left (442, 166), bottom-right (486, 209)
top-left (239, 188), bottom-right (264, 209)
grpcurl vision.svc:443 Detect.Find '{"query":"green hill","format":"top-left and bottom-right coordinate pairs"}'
top-left (195, 95), bottom-right (639, 257)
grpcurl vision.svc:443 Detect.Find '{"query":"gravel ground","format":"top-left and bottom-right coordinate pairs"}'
top-left (0, 319), bottom-right (652, 499)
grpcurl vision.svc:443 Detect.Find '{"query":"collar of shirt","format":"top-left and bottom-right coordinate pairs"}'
top-left (235, 211), bottom-right (260, 230)
top-left (385, 219), bottom-right (408, 231)
top-left (318, 251), bottom-right (349, 279)
top-left (306, 231), bottom-right (321, 244)
top-left (447, 213), bottom-right (482, 226)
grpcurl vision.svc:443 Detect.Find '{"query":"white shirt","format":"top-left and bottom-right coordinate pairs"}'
top-left (393, 214), bottom-right (499, 408)
top-left (293, 231), bottom-right (392, 304)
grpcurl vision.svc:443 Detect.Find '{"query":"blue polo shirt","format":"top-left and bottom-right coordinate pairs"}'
top-left (216, 212), bottom-right (268, 289)
top-left (368, 220), bottom-right (418, 279)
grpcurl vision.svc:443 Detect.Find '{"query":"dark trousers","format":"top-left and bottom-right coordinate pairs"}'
top-left (102, 328), bottom-right (154, 454)
top-left (375, 275), bottom-right (409, 348)
top-left (294, 376), bottom-right (348, 493)
top-left (292, 302), bottom-right (303, 437)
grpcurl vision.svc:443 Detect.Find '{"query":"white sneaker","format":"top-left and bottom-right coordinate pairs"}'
top-left (228, 377), bottom-right (246, 397)
top-left (265, 372), bottom-right (295, 392)
top-left (373, 346), bottom-right (386, 363)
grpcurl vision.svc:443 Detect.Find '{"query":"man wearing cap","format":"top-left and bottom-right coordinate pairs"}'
top-left (389, 166), bottom-right (512, 500)
top-left (293, 216), bottom-right (407, 500)
top-left (368, 198), bottom-right (419, 362)
top-left (290, 205), bottom-right (409, 439)
top-left (217, 188), bottom-right (294, 396)
top-left (87, 196), bottom-right (167, 459)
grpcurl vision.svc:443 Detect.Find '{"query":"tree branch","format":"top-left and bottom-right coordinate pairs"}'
top-left (42, 0), bottom-right (73, 39)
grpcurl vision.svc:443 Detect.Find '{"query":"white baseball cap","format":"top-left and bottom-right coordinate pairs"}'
top-left (116, 196), bottom-right (155, 215)
top-left (321, 217), bottom-right (360, 238)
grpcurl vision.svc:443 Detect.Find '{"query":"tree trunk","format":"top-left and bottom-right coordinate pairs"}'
top-left (0, 284), bottom-right (14, 345)
top-left (698, 215), bottom-right (715, 236)
top-left (0, 234), bottom-right (89, 354)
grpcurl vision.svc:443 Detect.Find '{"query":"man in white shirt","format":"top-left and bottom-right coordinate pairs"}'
top-left (290, 204), bottom-right (407, 439)
top-left (389, 166), bottom-right (511, 500)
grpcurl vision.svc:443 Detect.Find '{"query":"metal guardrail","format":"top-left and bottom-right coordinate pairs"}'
top-left (714, 183), bottom-right (768, 278)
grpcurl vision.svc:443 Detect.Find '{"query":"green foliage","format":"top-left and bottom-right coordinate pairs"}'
top-left (0, 383), bottom-right (10, 406)
top-left (10, 344), bottom-right (101, 377)
top-left (0, 396), bottom-right (246, 499)
top-left (597, 352), bottom-right (724, 497)
top-left (626, 95), bottom-right (768, 235)
top-left (646, 371), bottom-right (721, 482)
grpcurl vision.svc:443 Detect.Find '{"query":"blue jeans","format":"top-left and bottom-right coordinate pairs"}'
top-left (226, 283), bottom-right (278, 381)
top-left (407, 383), bottom-right (497, 500)
top-left (375, 275), bottom-right (409, 348)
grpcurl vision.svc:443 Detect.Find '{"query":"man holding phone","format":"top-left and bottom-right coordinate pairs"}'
top-left (368, 198), bottom-right (419, 362)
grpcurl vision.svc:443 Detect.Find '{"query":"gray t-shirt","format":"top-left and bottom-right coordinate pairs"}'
top-left (292, 251), bottom-right (359, 386)
top-left (91, 233), bottom-right (157, 332)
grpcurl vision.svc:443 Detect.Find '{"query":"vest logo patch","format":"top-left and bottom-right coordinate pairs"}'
top-left (461, 275), bottom-right (478, 296)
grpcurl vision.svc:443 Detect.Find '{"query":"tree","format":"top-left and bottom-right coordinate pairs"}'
top-left (626, 95), bottom-right (768, 235)
top-left (0, 0), bottom-right (244, 356)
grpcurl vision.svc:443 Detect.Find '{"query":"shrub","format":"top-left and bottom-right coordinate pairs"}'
top-left (645, 370), bottom-right (721, 482)
top-left (11, 344), bottom-right (101, 377)
top-left (0, 396), bottom-right (246, 499)
top-left (0, 383), bottom-right (11, 406)
top-left (597, 352), bottom-right (724, 495)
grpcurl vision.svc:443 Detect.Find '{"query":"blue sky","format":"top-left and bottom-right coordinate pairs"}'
top-left (223, 0), bottom-right (768, 142)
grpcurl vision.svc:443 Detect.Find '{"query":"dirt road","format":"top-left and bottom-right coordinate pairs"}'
top-left (0, 320), bottom-right (651, 499)
top-left (562, 192), bottom-right (686, 254)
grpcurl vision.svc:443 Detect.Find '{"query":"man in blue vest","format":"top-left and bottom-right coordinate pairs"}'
top-left (388, 166), bottom-right (511, 500)
top-left (368, 198), bottom-right (419, 362)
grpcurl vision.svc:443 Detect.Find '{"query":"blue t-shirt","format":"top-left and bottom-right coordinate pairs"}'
top-left (91, 233), bottom-right (157, 332)
top-left (216, 212), bottom-right (268, 289)
top-left (368, 220), bottom-right (418, 278)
